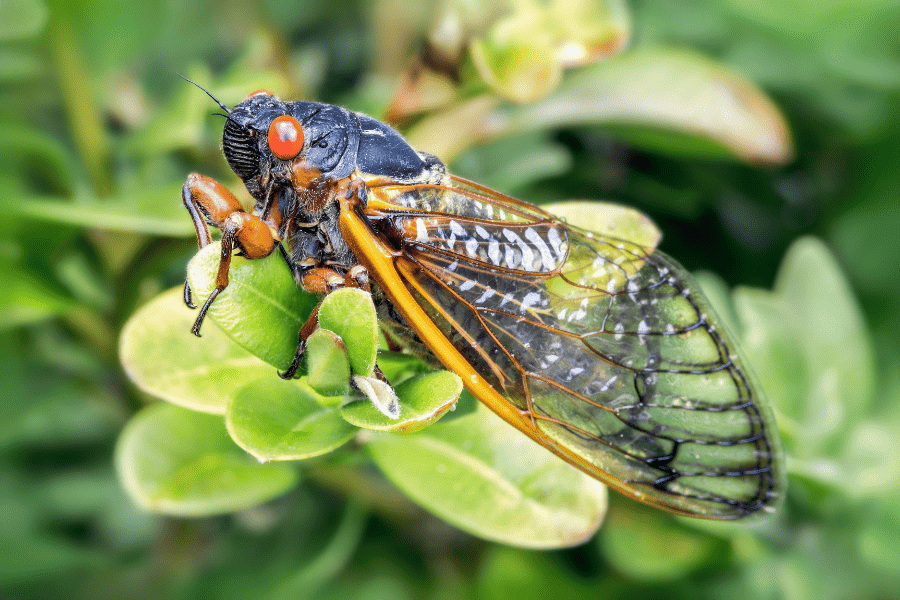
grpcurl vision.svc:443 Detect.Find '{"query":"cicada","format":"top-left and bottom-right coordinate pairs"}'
top-left (181, 86), bottom-right (783, 520)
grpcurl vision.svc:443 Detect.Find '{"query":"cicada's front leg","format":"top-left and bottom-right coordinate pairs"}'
top-left (182, 173), bottom-right (280, 336)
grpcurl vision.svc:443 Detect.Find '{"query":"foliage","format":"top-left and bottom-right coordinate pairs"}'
top-left (2, 0), bottom-right (899, 598)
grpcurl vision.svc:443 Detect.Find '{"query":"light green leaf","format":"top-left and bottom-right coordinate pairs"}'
top-left (0, 0), bottom-right (46, 40)
top-left (186, 242), bottom-right (319, 372)
top-left (115, 403), bottom-right (298, 517)
top-left (544, 200), bottom-right (661, 252)
top-left (120, 287), bottom-right (277, 414)
top-left (306, 329), bottom-right (352, 396)
top-left (368, 405), bottom-right (607, 548)
top-left (497, 47), bottom-right (793, 165)
top-left (317, 288), bottom-right (380, 376)
top-left (858, 499), bottom-right (900, 578)
top-left (341, 370), bottom-right (463, 433)
top-left (839, 421), bottom-right (900, 498)
top-left (226, 379), bottom-right (358, 462)
top-left (734, 237), bottom-right (875, 456)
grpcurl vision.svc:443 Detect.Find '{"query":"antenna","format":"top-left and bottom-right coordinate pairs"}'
top-left (177, 73), bottom-right (230, 113)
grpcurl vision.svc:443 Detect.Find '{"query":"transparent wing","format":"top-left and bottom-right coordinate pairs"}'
top-left (365, 176), bottom-right (783, 519)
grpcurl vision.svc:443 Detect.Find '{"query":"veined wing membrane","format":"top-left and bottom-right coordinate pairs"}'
top-left (367, 177), bottom-right (782, 519)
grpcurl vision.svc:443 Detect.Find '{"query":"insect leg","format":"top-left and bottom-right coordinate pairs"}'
top-left (182, 174), bottom-right (245, 308)
top-left (182, 173), bottom-right (280, 335)
top-left (280, 264), bottom-right (372, 378)
top-left (279, 302), bottom-right (322, 379)
top-left (190, 214), bottom-right (238, 336)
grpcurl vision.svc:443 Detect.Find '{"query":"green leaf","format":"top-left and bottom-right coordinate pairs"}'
top-left (0, 0), bottom-right (47, 40)
top-left (373, 351), bottom-right (430, 382)
top-left (340, 370), bottom-right (463, 433)
top-left (830, 142), bottom-right (900, 293)
top-left (120, 287), bottom-right (278, 414)
top-left (0, 125), bottom-right (76, 194)
top-left (404, 95), bottom-right (503, 162)
top-left (411, 47), bottom-right (792, 164)
top-left (839, 421), bottom-right (900, 498)
top-left (498, 46), bottom-right (793, 165)
top-left (734, 237), bottom-right (875, 457)
top-left (544, 200), bottom-right (662, 252)
top-left (225, 379), bottom-right (358, 462)
top-left (115, 403), bottom-right (298, 517)
top-left (368, 405), bottom-right (607, 548)
top-left (858, 499), bottom-right (900, 578)
top-left (471, 27), bottom-right (562, 104)
top-left (268, 502), bottom-right (368, 600)
top-left (12, 187), bottom-right (195, 236)
top-left (186, 242), bottom-right (319, 372)
top-left (477, 545), bottom-right (604, 600)
top-left (316, 288), bottom-right (379, 376)
top-left (0, 260), bottom-right (74, 330)
top-left (306, 329), bottom-right (352, 396)
top-left (470, 0), bottom-right (630, 102)
top-left (451, 132), bottom-right (572, 194)
top-left (0, 49), bottom-right (42, 81)
top-left (597, 499), bottom-right (722, 581)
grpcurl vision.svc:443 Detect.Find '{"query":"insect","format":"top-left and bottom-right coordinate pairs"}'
top-left (181, 85), bottom-right (783, 520)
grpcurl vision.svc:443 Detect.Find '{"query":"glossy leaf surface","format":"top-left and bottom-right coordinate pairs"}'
top-left (115, 403), bottom-right (298, 516)
top-left (226, 379), bottom-right (358, 462)
top-left (120, 286), bottom-right (276, 414)
top-left (369, 406), bottom-right (607, 548)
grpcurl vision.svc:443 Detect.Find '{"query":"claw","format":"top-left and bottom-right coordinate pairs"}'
top-left (183, 281), bottom-right (196, 309)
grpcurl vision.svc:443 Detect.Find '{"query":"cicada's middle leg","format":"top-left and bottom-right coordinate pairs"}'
top-left (278, 264), bottom-right (372, 379)
top-left (182, 173), bottom-right (279, 336)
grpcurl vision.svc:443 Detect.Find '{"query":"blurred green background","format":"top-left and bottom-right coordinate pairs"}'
top-left (2, 0), bottom-right (899, 598)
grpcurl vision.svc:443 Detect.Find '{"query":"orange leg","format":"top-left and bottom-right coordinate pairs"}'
top-left (182, 173), bottom-right (279, 335)
top-left (279, 264), bottom-right (371, 379)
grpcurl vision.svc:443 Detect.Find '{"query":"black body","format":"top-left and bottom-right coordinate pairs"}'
top-left (221, 94), bottom-right (444, 279)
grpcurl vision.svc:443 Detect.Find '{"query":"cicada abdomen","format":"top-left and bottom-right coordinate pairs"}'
top-left (346, 175), bottom-right (783, 520)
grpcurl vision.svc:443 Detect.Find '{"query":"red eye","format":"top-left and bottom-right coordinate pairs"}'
top-left (267, 115), bottom-right (304, 160)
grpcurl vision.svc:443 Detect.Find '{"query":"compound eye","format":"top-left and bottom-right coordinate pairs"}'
top-left (267, 115), bottom-right (304, 160)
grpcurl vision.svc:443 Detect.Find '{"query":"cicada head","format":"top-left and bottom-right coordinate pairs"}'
top-left (222, 92), bottom-right (360, 205)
